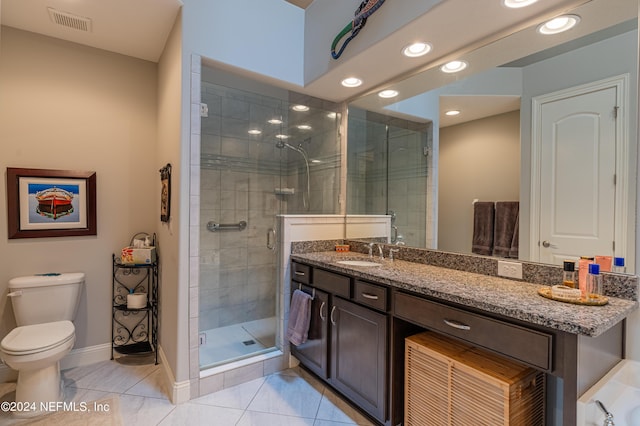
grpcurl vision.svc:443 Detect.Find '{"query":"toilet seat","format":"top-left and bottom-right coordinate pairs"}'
top-left (1, 320), bottom-right (74, 356)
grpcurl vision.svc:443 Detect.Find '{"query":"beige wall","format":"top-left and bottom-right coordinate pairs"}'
top-left (438, 110), bottom-right (520, 254)
top-left (156, 11), bottom-right (190, 383)
top-left (0, 27), bottom-right (158, 349)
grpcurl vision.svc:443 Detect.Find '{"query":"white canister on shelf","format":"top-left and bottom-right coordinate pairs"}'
top-left (127, 293), bottom-right (147, 309)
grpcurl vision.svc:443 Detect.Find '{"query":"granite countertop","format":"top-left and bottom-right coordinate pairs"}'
top-left (290, 251), bottom-right (638, 337)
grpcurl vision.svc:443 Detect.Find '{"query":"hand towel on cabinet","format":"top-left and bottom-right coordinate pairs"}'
top-left (286, 289), bottom-right (312, 346)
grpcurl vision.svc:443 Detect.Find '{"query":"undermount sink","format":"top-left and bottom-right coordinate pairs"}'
top-left (336, 260), bottom-right (382, 267)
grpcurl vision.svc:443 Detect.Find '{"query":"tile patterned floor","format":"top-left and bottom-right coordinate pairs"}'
top-left (0, 360), bottom-right (375, 426)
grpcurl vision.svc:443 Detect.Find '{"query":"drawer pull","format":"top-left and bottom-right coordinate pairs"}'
top-left (294, 271), bottom-right (306, 276)
top-left (330, 306), bottom-right (337, 325)
top-left (443, 319), bottom-right (471, 331)
top-left (319, 301), bottom-right (326, 321)
top-left (361, 292), bottom-right (379, 300)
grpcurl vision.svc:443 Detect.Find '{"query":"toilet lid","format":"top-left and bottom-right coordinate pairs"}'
top-left (1, 320), bottom-right (74, 354)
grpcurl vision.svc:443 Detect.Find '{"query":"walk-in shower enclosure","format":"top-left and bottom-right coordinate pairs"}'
top-left (198, 67), bottom-right (341, 369)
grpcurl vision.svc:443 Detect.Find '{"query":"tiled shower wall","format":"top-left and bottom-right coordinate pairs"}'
top-left (199, 81), bottom-right (281, 331)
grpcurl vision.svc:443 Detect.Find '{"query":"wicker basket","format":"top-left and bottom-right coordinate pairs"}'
top-left (405, 332), bottom-right (545, 426)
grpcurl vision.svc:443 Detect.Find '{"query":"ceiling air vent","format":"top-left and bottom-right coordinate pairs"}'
top-left (47, 8), bottom-right (92, 32)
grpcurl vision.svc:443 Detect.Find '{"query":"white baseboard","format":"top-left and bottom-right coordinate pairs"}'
top-left (60, 343), bottom-right (112, 370)
top-left (158, 346), bottom-right (189, 404)
top-left (0, 343), bottom-right (112, 383)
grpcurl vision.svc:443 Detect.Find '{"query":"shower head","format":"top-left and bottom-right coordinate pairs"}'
top-left (275, 140), bottom-right (286, 149)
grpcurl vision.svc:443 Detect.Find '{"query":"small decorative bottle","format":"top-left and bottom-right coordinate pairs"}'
top-left (613, 257), bottom-right (626, 274)
top-left (586, 263), bottom-right (603, 300)
top-left (562, 260), bottom-right (576, 288)
top-left (578, 256), bottom-right (594, 298)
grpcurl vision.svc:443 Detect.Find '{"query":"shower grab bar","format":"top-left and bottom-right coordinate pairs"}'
top-left (297, 283), bottom-right (315, 300)
top-left (206, 220), bottom-right (247, 232)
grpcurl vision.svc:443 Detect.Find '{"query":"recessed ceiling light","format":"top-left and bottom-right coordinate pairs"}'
top-left (402, 42), bottom-right (432, 58)
top-left (297, 124), bottom-right (312, 130)
top-left (292, 105), bottom-right (309, 112)
top-left (440, 60), bottom-right (468, 73)
top-left (503, 0), bottom-right (538, 8)
top-left (248, 129), bottom-right (262, 135)
top-left (341, 77), bottom-right (363, 88)
top-left (268, 118), bottom-right (283, 124)
top-left (445, 110), bottom-right (461, 116)
top-left (275, 134), bottom-right (289, 139)
top-left (538, 15), bottom-right (580, 35)
top-left (378, 89), bottom-right (399, 99)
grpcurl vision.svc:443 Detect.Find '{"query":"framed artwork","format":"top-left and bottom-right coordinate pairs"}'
top-left (6, 168), bottom-right (97, 239)
top-left (159, 163), bottom-right (171, 223)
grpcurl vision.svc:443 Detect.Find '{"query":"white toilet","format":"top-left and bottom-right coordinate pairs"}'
top-left (0, 273), bottom-right (84, 417)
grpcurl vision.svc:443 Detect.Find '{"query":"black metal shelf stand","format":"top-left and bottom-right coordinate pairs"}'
top-left (111, 254), bottom-right (159, 364)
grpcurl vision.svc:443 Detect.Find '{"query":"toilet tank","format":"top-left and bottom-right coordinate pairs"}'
top-left (8, 273), bottom-right (85, 326)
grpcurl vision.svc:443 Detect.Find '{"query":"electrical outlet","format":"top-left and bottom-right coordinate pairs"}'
top-left (200, 103), bottom-right (209, 118)
top-left (497, 260), bottom-right (523, 279)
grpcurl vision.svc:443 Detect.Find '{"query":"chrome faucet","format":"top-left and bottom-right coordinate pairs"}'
top-left (367, 243), bottom-right (375, 258)
top-left (376, 244), bottom-right (384, 260)
top-left (596, 400), bottom-right (614, 426)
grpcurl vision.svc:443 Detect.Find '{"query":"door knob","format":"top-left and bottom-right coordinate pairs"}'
top-left (542, 240), bottom-right (552, 248)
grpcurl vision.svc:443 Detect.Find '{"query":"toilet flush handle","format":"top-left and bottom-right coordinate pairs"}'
top-left (7, 291), bottom-right (22, 297)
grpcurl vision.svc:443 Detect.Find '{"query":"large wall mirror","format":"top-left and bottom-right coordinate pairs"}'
top-left (346, 0), bottom-right (638, 272)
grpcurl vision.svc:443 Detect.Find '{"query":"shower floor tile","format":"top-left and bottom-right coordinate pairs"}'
top-left (200, 317), bottom-right (276, 368)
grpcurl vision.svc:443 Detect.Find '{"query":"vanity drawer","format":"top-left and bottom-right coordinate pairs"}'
top-left (354, 280), bottom-right (388, 312)
top-left (291, 262), bottom-right (311, 285)
top-left (394, 292), bottom-right (552, 371)
top-left (314, 268), bottom-right (351, 298)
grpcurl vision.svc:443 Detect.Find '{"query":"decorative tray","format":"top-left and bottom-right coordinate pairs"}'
top-left (537, 286), bottom-right (608, 306)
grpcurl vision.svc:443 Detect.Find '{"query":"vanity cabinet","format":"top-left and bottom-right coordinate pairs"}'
top-left (291, 282), bottom-right (329, 379)
top-left (330, 296), bottom-right (387, 422)
top-left (290, 262), bottom-right (389, 424)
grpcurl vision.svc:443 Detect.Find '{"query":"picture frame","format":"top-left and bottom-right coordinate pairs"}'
top-left (159, 163), bottom-right (171, 223)
top-left (6, 168), bottom-right (97, 239)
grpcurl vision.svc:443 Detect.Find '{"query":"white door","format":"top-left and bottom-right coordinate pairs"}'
top-left (536, 86), bottom-right (617, 265)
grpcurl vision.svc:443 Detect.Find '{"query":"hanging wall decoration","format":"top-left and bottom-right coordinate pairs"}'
top-left (331, 0), bottom-right (386, 60)
top-left (6, 167), bottom-right (97, 239)
top-left (159, 163), bottom-right (171, 223)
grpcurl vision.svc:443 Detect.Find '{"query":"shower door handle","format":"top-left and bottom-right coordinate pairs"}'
top-left (266, 228), bottom-right (276, 250)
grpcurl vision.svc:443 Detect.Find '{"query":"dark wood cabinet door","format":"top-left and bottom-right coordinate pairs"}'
top-left (330, 297), bottom-right (388, 423)
top-left (290, 286), bottom-right (329, 379)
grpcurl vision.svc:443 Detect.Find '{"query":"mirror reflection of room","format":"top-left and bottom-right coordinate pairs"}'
top-left (347, 1), bottom-right (637, 272)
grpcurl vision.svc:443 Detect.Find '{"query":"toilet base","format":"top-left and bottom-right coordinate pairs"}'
top-left (13, 361), bottom-right (62, 418)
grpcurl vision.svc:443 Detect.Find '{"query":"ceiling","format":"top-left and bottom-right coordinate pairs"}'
top-left (1, 0), bottom-right (631, 110)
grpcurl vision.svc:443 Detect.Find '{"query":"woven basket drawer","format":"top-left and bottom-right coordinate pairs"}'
top-left (405, 332), bottom-right (545, 426)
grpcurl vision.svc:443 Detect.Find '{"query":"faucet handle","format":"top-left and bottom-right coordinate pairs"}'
top-left (367, 242), bottom-right (374, 258)
top-left (595, 400), bottom-right (615, 426)
top-left (389, 248), bottom-right (400, 262)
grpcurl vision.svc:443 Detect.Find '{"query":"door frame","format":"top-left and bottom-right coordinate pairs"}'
top-left (530, 74), bottom-right (630, 263)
